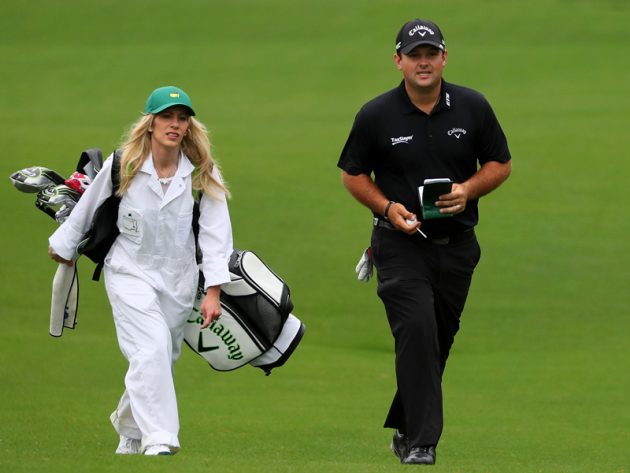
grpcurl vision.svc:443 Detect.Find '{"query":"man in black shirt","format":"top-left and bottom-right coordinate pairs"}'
top-left (338, 19), bottom-right (511, 465)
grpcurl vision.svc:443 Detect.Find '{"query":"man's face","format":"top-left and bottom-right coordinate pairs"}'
top-left (394, 45), bottom-right (447, 92)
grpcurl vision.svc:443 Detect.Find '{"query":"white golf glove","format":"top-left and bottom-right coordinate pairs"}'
top-left (355, 247), bottom-right (374, 282)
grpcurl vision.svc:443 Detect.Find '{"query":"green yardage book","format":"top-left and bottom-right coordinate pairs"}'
top-left (419, 178), bottom-right (453, 220)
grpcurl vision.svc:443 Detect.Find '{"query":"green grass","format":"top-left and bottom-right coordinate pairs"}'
top-left (2, 0), bottom-right (630, 471)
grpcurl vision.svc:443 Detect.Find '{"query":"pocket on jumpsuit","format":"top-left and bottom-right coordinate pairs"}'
top-left (118, 206), bottom-right (144, 244)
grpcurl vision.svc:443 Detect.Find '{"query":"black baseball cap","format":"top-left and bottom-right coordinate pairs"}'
top-left (395, 19), bottom-right (445, 55)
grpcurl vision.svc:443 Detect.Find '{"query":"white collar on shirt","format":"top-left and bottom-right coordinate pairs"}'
top-left (140, 151), bottom-right (195, 179)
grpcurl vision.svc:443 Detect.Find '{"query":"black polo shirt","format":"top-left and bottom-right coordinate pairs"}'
top-left (338, 80), bottom-right (511, 236)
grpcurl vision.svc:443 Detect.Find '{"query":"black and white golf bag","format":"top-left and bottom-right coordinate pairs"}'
top-left (184, 249), bottom-right (305, 375)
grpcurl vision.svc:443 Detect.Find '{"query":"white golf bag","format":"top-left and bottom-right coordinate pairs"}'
top-left (184, 249), bottom-right (305, 375)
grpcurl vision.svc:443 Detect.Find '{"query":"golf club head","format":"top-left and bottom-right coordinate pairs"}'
top-left (9, 166), bottom-right (66, 193)
top-left (54, 201), bottom-right (78, 224)
top-left (36, 184), bottom-right (81, 220)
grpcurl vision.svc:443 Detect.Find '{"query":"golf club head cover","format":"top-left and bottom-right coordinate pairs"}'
top-left (9, 166), bottom-right (66, 193)
top-left (54, 201), bottom-right (78, 224)
top-left (35, 184), bottom-right (81, 222)
top-left (64, 171), bottom-right (91, 194)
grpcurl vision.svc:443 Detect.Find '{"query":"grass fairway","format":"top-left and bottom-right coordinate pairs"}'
top-left (2, 0), bottom-right (630, 472)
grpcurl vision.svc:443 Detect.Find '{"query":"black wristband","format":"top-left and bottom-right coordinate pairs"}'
top-left (384, 201), bottom-right (395, 220)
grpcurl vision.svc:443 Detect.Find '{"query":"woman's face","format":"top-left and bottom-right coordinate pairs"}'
top-left (150, 106), bottom-right (191, 150)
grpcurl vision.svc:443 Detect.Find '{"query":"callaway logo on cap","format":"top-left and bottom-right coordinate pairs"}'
top-left (395, 19), bottom-right (446, 54)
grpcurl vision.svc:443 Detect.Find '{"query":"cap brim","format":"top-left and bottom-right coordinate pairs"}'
top-left (146, 103), bottom-right (196, 116)
top-left (400, 40), bottom-right (445, 54)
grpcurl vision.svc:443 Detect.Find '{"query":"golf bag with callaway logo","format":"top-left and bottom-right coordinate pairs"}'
top-left (184, 249), bottom-right (305, 375)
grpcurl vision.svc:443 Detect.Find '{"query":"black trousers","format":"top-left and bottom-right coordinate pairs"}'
top-left (371, 226), bottom-right (481, 448)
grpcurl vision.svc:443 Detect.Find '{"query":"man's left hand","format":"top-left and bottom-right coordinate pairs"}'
top-left (436, 183), bottom-right (468, 215)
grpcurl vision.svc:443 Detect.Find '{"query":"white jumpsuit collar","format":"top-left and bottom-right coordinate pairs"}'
top-left (140, 151), bottom-right (195, 178)
top-left (141, 151), bottom-right (196, 205)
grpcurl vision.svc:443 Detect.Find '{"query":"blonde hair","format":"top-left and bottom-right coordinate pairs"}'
top-left (116, 113), bottom-right (229, 198)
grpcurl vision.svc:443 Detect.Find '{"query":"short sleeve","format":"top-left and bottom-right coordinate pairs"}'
top-left (198, 167), bottom-right (233, 288)
top-left (475, 98), bottom-right (511, 165)
top-left (337, 108), bottom-right (377, 176)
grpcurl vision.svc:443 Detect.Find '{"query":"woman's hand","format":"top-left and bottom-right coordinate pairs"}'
top-left (48, 246), bottom-right (74, 266)
top-left (200, 285), bottom-right (222, 329)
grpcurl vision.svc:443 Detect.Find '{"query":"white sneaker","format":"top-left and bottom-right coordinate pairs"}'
top-left (144, 444), bottom-right (172, 456)
top-left (115, 435), bottom-right (142, 455)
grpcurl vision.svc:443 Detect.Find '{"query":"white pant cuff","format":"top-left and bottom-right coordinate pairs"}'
top-left (142, 433), bottom-right (180, 453)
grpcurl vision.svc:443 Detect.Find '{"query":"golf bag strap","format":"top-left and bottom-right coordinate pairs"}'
top-left (91, 149), bottom-right (122, 281)
top-left (192, 191), bottom-right (202, 263)
top-left (111, 149), bottom-right (122, 190)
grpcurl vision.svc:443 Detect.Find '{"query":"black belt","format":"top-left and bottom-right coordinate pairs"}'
top-left (373, 218), bottom-right (473, 246)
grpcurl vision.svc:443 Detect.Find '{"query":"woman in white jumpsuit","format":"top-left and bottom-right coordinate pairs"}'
top-left (48, 86), bottom-right (233, 456)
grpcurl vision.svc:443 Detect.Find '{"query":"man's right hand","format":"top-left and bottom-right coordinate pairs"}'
top-left (387, 202), bottom-right (422, 235)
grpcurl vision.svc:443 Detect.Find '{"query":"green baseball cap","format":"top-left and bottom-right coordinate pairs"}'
top-left (144, 86), bottom-right (195, 116)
